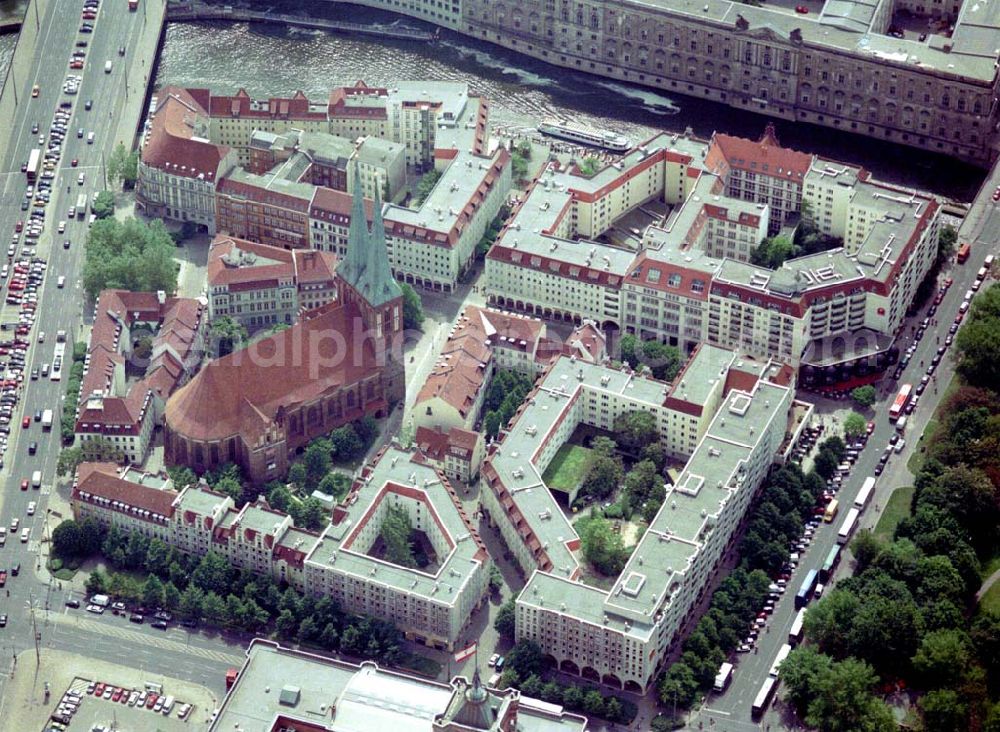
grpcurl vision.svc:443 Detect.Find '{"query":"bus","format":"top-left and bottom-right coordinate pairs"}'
top-left (752, 676), bottom-right (778, 719)
top-left (769, 643), bottom-right (792, 678)
top-left (713, 662), bottom-right (734, 692)
top-left (855, 476), bottom-right (876, 511)
top-left (795, 568), bottom-right (819, 608)
top-left (838, 507), bottom-right (861, 545)
top-left (26, 149), bottom-right (40, 182)
top-left (789, 608), bottom-right (807, 645)
top-left (823, 498), bottom-right (839, 523)
top-left (889, 384), bottom-right (912, 422)
top-left (50, 342), bottom-right (66, 382)
top-left (820, 545), bottom-right (841, 582)
top-left (957, 242), bottom-right (971, 264)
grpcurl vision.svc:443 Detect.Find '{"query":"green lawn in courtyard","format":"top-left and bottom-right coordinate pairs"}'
top-left (541, 444), bottom-right (592, 493)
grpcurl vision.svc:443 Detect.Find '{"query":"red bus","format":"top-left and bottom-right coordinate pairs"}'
top-left (889, 383), bottom-right (912, 422)
top-left (957, 242), bottom-right (971, 264)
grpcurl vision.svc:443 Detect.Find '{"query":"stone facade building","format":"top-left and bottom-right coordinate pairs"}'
top-left (334, 0), bottom-right (1000, 164)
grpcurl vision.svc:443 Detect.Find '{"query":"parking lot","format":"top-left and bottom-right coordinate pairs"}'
top-left (48, 676), bottom-right (197, 732)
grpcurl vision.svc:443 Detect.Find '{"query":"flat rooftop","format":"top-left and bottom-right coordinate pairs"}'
top-left (305, 447), bottom-right (485, 606)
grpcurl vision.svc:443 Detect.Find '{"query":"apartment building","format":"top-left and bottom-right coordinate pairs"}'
top-left (76, 290), bottom-right (206, 464)
top-left (215, 167), bottom-right (314, 250)
top-left (211, 640), bottom-right (588, 732)
top-left (206, 235), bottom-right (339, 329)
top-left (480, 351), bottom-right (797, 693)
top-left (413, 425), bottom-right (485, 483)
top-left (135, 87), bottom-right (237, 233)
top-left (77, 445), bottom-right (490, 652)
top-left (248, 129), bottom-right (407, 201)
top-left (704, 124), bottom-right (810, 235)
top-left (488, 129), bottom-right (940, 372)
top-left (71, 463), bottom-right (178, 544)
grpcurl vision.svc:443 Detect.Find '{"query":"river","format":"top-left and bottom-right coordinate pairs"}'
top-left (0, 0), bottom-right (982, 199)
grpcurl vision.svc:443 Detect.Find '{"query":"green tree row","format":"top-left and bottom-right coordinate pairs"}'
top-left (483, 369), bottom-right (536, 439)
top-left (82, 217), bottom-right (179, 299)
top-left (500, 640), bottom-right (636, 724)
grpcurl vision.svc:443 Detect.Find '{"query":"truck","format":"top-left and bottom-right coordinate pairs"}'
top-left (957, 242), bottom-right (971, 264)
top-left (26, 149), bottom-right (40, 182)
top-left (41, 409), bottom-right (53, 430)
top-left (31, 470), bottom-right (42, 488)
top-left (76, 193), bottom-right (87, 218)
top-left (90, 594), bottom-right (110, 607)
top-left (713, 662), bottom-right (734, 692)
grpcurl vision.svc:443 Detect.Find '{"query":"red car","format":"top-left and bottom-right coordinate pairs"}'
top-left (14, 221), bottom-right (22, 233)
top-left (944, 276), bottom-right (954, 288)
top-left (70, 60), bottom-right (84, 70)
top-left (111, 688), bottom-right (124, 702)
top-left (993, 186), bottom-right (1000, 202)
top-left (0, 571), bottom-right (7, 587)
top-left (71, 158), bottom-right (78, 167)
top-left (146, 693), bottom-right (158, 709)
top-left (866, 421), bottom-right (875, 434)
top-left (795, 4), bottom-right (809, 12)
top-left (20, 479), bottom-right (28, 491)
top-left (94, 683), bottom-right (105, 696)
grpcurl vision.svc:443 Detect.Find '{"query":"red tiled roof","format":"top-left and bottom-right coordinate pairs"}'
top-left (626, 252), bottom-right (711, 302)
top-left (142, 86), bottom-right (230, 181)
top-left (310, 185), bottom-right (373, 221)
top-left (74, 462), bottom-right (178, 518)
top-left (706, 128), bottom-right (811, 181)
top-left (166, 301), bottom-right (379, 443)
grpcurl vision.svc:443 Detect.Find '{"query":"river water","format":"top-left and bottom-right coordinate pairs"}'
top-left (0, 0), bottom-right (980, 199)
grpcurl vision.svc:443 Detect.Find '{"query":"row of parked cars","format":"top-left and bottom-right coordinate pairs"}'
top-left (87, 680), bottom-right (191, 719)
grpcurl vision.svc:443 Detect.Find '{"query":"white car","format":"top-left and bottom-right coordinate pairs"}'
top-left (86, 604), bottom-right (105, 614)
top-left (57, 221), bottom-right (66, 233)
top-left (26, 501), bottom-right (36, 516)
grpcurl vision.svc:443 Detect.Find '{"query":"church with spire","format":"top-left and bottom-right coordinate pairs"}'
top-left (164, 166), bottom-right (406, 484)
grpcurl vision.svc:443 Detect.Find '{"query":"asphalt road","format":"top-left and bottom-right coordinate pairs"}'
top-left (0, 0), bottom-right (247, 701)
top-left (698, 221), bottom-right (999, 728)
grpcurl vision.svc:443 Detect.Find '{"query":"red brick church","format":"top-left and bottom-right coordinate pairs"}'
top-left (164, 170), bottom-right (405, 483)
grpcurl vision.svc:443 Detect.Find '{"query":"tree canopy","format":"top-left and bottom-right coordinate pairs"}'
top-left (82, 217), bottom-right (178, 299)
top-left (401, 283), bottom-right (424, 330)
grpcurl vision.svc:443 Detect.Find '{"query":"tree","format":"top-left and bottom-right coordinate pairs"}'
top-left (494, 598), bottom-right (516, 640)
top-left (851, 385), bottom-right (877, 409)
top-left (142, 575), bottom-right (165, 608)
top-left (52, 520), bottom-right (83, 558)
top-left (317, 472), bottom-right (352, 500)
top-left (781, 646), bottom-right (834, 716)
top-left (581, 454), bottom-right (623, 501)
top-left (751, 235), bottom-right (795, 269)
top-left (579, 514), bottom-right (629, 575)
top-left (214, 475), bottom-right (242, 503)
top-left (267, 483), bottom-right (293, 512)
top-left (122, 150), bottom-right (139, 185)
top-left (381, 504), bottom-right (417, 568)
top-left (82, 217), bottom-right (178, 298)
top-left (276, 608), bottom-right (298, 639)
top-left (144, 538), bottom-right (172, 577)
top-left (191, 551), bottom-right (233, 596)
top-left (619, 333), bottom-right (639, 368)
top-left (106, 142), bottom-right (129, 185)
top-left (401, 283), bottom-right (424, 330)
top-left (562, 685), bottom-right (584, 710)
top-left (166, 465), bottom-right (197, 490)
top-left (56, 447), bottom-right (85, 478)
top-left (303, 438), bottom-right (333, 491)
top-left (505, 640), bottom-right (543, 678)
top-left (178, 584), bottom-right (205, 619)
top-left (210, 316), bottom-right (248, 358)
top-left (488, 564), bottom-right (504, 594)
top-left (330, 424), bottom-right (363, 462)
top-left (92, 190), bottom-right (115, 219)
top-left (956, 284), bottom-right (1000, 387)
top-left (201, 592), bottom-right (228, 625)
top-left (291, 497), bottom-right (328, 531)
top-left (920, 689), bottom-right (967, 732)
top-left (843, 412), bottom-right (868, 438)
top-left (582, 689), bottom-right (605, 717)
top-left (802, 657), bottom-right (896, 732)
top-left (86, 570), bottom-right (108, 595)
top-left (413, 168), bottom-right (442, 206)
top-left (614, 411), bottom-right (658, 453)
top-left (813, 449), bottom-right (840, 480)
top-left (912, 629), bottom-right (973, 688)
top-left (604, 696), bottom-right (623, 722)
top-left (640, 340), bottom-right (683, 381)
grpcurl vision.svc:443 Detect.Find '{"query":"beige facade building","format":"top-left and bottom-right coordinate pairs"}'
top-left (487, 129), bottom-right (940, 369)
top-left (480, 350), bottom-right (799, 693)
top-left (206, 235), bottom-right (340, 330)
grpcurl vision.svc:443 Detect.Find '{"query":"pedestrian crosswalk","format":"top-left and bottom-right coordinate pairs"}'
top-left (49, 612), bottom-right (244, 666)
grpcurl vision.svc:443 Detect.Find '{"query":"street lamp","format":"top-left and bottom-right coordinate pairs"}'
top-left (25, 595), bottom-right (41, 668)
